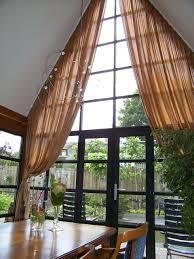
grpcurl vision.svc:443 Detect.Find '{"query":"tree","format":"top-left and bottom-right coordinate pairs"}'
top-left (118, 97), bottom-right (148, 127)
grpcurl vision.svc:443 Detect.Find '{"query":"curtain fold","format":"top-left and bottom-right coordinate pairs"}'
top-left (120, 0), bottom-right (194, 130)
top-left (15, 0), bottom-right (106, 220)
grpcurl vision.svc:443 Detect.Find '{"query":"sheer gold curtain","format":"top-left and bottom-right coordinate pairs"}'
top-left (120, 0), bottom-right (194, 130)
top-left (15, 0), bottom-right (106, 220)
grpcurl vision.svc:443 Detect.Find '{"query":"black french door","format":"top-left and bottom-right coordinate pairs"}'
top-left (74, 127), bottom-right (155, 258)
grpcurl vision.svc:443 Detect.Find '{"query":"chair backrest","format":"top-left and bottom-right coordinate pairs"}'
top-left (63, 192), bottom-right (86, 220)
top-left (111, 223), bottom-right (148, 259)
top-left (164, 198), bottom-right (194, 255)
top-left (79, 245), bottom-right (96, 259)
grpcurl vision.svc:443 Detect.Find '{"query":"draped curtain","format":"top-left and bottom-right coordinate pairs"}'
top-left (120, 0), bottom-right (194, 130)
top-left (15, 0), bottom-right (106, 220)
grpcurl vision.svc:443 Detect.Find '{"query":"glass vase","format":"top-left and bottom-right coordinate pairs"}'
top-left (51, 205), bottom-right (63, 231)
top-left (30, 200), bottom-right (47, 232)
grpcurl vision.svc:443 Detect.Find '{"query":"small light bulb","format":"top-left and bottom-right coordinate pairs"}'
top-left (49, 74), bottom-right (53, 79)
top-left (44, 85), bottom-right (48, 90)
top-left (61, 51), bottom-right (65, 56)
top-left (54, 67), bottom-right (58, 72)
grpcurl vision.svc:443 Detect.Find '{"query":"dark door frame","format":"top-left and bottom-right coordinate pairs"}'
top-left (72, 126), bottom-right (155, 259)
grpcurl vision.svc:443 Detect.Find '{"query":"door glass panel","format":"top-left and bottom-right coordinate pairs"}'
top-left (49, 164), bottom-right (77, 189)
top-left (119, 137), bottom-right (146, 159)
top-left (84, 138), bottom-right (108, 160)
top-left (83, 163), bottom-right (107, 190)
top-left (119, 162), bottom-right (146, 192)
top-left (84, 193), bottom-right (106, 222)
top-left (118, 194), bottom-right (146, 224)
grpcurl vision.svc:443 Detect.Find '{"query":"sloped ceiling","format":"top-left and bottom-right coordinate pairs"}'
top-left (0, 0), bottom-right (90, 116)
top-left (150, 0), bottom-right (194, 51)
top-left (0, 0), bottom-right (193, 116)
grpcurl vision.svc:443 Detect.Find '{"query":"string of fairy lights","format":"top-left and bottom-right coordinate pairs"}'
top-left (34, 0), bottom-right (89, 108)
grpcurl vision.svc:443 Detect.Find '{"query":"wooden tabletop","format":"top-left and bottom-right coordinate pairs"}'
top-left (0, 220), bottom-right (116, 259)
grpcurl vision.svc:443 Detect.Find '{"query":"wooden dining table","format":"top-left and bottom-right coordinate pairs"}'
top-left (0, 220), bottom-right (116, 259)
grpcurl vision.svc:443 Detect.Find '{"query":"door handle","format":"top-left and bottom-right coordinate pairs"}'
top-left (113, 185), bottom-right (126, 201)
top-left (114, 184), bottom-right (117, 201)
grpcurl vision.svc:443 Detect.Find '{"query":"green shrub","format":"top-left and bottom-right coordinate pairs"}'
top-left (0, 193), bottom-right (12, 213)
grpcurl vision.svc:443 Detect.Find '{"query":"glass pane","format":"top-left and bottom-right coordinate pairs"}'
top-left (154, 162), bottom-right (171, 192)
top-left (118, 194), bottom-right (146, 224)
top-left (85, 138), bottom-right (108, 160)
top-left (116, 0), bottom-right (121, 15)
top-left (98, 19), bottom-right (114, 44)
top-left (49, 164), bottom-right (77, 189)
top-left (155, 195), bottom-right (178, 226)
top-left (119, 137), bottom-right (146, 159)
top-left (84, 193), bottom-right (106, 222)
top-left (119, 162), bottom-right (146, 192)
top-left (83, 163), bottom-right (107, 190)
top-left (104, 0), bottom-right (115, 18)
top-left (116, 69), bottom-right (138, 96)
top-left (84, 72), bottom-right (113, 100)
top-left (91, 45), bottom-right (114, 72)
top-left (71, 109), bottom-right (80, 131)
top-left (116, 97), bottom-right (148, 127)
top-left (155, 231), bottom-right (167, 258)
top-left (0, 188), bottom-right (16, 215)
top-left (0, 131), bottom-right (21, 159)
top-left (82, 101), bottom-right (113, 130)
top-left (30, 173), bottom-right (46, 188)
top-left (58, 136), bottom-right (78, 160)
top-left (116, 41), bottom-right (131, 68)
top-left (116, 17), bottom-right (126, 40)
top-left (0, 159), bottom-right (19, 185)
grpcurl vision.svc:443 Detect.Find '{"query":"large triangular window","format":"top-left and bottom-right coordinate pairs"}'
top-left (72, 0), bottom-right (148, 131)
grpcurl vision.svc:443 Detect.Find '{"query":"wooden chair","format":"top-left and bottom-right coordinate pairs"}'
top-left (78, 245), bottom-right (97, 259)
top-left (97, 223), bottom-right (148, 259)
top-left (164, 198), bottom-right (194, 258)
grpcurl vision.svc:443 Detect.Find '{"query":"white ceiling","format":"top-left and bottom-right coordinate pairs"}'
top-left (0, 0), bottom-right (193, 116)
top-left (150, 0), bottom-right (194, 51)
top-left (0, 0), bottom-right (90, 116)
